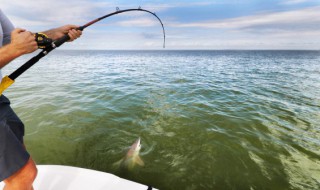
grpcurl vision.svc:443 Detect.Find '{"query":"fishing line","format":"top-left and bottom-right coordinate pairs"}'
top-left (0, 7), bottom-right (166, 95)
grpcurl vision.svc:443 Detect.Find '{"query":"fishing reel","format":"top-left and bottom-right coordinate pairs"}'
top-left (34, 32), bottom-right (53, 49)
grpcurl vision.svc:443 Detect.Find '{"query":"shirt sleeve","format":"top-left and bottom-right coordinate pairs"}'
top-left (0, 9), bottom-right (14, 45)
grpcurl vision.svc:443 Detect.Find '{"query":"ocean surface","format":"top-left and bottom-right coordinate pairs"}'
top-left (2, 50), bottom-right (320, 190)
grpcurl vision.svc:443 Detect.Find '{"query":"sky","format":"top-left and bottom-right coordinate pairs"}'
top-left (1, 0), bottom-right (320, 50)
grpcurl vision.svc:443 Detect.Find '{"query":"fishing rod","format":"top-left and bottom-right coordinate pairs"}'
top-left (0, 7), bottom-right (166, 95)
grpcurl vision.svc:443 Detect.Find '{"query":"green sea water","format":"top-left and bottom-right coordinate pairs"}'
top-left (2, 50), bottom-right (320, 190)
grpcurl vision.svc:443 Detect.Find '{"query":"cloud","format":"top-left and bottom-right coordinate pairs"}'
top-left (1, 0), bottom-right (171, 31)
top-left (161, 6), bottom-right (320, 50)
top-left (1, 0), bottom-right (118, 29)
top-left (281, 0), bottom-right (315, 5)
top-left (2, 0), bottom-right (319, 50)
top-left (116, 17), bottom-right (160, 27)
top-left (171, 6), bottom-right (320, 34)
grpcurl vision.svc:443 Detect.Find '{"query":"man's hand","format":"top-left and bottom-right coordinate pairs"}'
top-left (9, 28), bottom-right (38, 56)
top-left (44, 25), bottom-right (82, 41)
top-left (0, 28), bottom-right (38, 68)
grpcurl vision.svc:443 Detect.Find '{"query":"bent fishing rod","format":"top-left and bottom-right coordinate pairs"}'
top-left (0, 8), bottom-right (166, 95)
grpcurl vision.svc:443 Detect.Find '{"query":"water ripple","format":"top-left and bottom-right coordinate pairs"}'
top-left (2, 50), bottom-right (320, 190)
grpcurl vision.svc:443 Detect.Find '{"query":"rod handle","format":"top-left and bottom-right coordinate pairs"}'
top-left (54, 34), bottom-right (70, 47)
top-left (53, 26), bottom-right (84, 48)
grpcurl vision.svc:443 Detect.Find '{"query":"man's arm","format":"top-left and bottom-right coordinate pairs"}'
top-left (0, 44), bottom-right (20, 68)
top-left (0, 25), bottom-right (82, 69)
top-left (0, 28), bottom-right (38, 69)
top-left (42, 25), bottom-right (82, 41)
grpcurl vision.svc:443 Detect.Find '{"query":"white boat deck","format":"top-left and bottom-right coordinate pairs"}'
top-left (0, 165), bottom-right (157, 190)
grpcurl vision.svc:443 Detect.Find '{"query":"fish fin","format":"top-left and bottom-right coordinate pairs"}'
top-left (112, 158), bottom-right (124, 169)
top-left (135, 155), bottom-right (145, 166)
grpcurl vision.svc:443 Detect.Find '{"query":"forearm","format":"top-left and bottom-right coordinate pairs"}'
top-left (42, 27), bottom-right (69, 41)
top-left (42, 29), bottom-right (58, 40)
top-left (41, 25), bottom-right (82, 41)
top-left (0, 44), bottom-right (21, 69)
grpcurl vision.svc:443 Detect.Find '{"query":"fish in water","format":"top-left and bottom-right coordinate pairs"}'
top-left (116, 137), bottom-right (145, 170)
